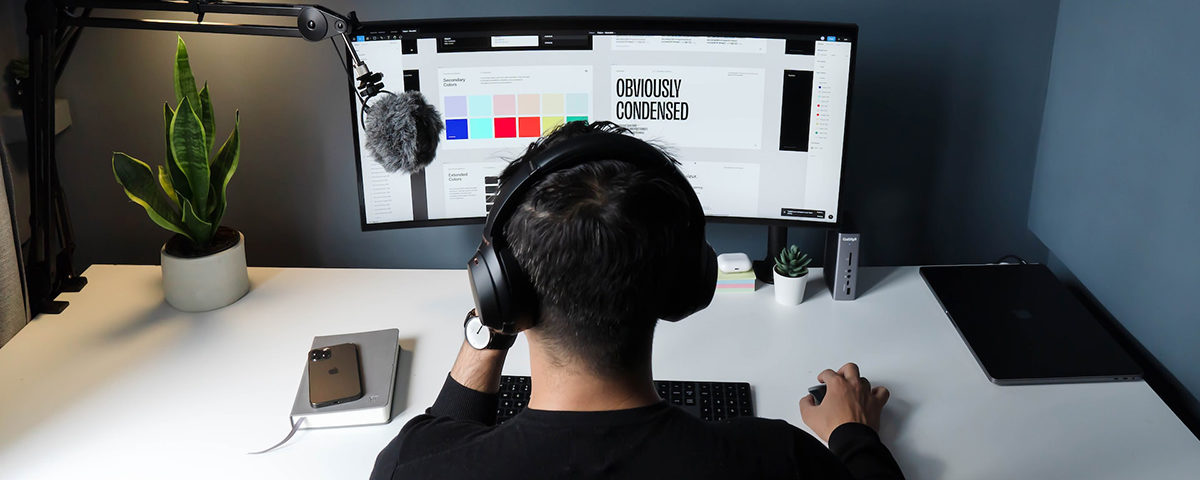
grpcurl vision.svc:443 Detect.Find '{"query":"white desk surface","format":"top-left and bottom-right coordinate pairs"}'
top-left (1, 265), bottom-right (1197, 479)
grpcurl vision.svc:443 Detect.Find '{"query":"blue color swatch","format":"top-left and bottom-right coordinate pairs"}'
top-left (445, 119), bottom-right (469, 140)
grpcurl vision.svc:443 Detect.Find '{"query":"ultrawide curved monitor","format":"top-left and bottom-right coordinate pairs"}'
top-left (349, 17), bottom-right (857, 230)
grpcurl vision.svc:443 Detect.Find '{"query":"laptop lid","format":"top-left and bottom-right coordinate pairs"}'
top-left (920, 264), bottom-right (1142, 385)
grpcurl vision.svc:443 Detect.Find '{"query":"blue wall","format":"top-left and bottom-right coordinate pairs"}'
top-left (1029, 0), bottom-right (1200, 401)
top-left (43, 0), bottom-right (1059, 270)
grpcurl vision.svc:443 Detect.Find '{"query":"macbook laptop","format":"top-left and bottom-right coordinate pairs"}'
top-left (920, 264), bottom-right (1142, 385)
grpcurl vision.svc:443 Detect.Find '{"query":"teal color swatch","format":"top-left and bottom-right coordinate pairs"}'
top-left (564, 93), bottom-right (589, 115)
top-left (468, 95), bottom-right (493, 117)
top-left (468, 117), bottom-right (494, 139)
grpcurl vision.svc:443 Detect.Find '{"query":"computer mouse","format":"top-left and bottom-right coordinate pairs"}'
top-left (807, 377), bottom-right (869, 405)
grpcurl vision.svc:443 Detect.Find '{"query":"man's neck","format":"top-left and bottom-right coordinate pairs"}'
top-left (526, 345), bottom-right (660, 412)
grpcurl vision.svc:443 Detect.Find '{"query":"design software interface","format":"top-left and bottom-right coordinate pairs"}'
top-left (350, 20), bottom-right (855, 228)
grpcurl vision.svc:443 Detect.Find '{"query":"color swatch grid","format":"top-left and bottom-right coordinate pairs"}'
top-left (444, 93), bottom-right (589, 140)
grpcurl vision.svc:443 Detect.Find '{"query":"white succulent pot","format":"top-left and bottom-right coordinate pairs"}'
top-left (160, 230), bottom-right (250, 312)
top-left (773, 268), bottom-right (808, 306)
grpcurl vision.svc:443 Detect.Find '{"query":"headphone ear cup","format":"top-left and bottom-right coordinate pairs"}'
top-left (658, 241), bottom-right (717, 322)
top-left (468, 244), bottom-right (506, 331)
top-left (494, 245), bottom-right (539, 333)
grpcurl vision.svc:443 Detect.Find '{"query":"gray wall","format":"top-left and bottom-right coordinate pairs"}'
top-left (35, 0), bottom-right (1059, 270)
top-left (1029, 0), bottom-right (1200, 401)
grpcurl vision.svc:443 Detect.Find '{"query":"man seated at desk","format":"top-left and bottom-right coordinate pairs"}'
top-left (370, 122), bottom-right (904, 479)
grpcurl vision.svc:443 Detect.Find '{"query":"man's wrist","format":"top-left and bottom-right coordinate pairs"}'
top-left (449, 340), bottom-right (508, 394)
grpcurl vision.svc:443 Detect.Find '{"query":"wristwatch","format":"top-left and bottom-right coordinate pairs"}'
top-left (463, 308), bottom-right (517, 350)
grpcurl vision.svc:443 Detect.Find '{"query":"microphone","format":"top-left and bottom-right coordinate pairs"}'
top-left (362, 90), bottom-right (444, 174)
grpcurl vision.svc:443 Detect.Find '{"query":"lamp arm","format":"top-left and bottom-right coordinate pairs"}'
top-left (57, 1), bottom-right (387, 102)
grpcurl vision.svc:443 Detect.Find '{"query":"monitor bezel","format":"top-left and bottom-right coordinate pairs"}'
top-left (348, 16), bottom-right (859, 231)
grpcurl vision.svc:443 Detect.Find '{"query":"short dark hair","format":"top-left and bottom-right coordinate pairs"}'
top-left (500, 121), bottom-right (697, 375)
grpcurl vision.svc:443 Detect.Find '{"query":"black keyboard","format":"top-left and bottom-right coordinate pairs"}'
top-left (495, 375), bottom-right (755, 424)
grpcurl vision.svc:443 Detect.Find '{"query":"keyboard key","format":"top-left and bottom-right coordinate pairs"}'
top-left (740, 407), bottom-right (753, 416)
top-left (685, 398), bottom-right (695, 405)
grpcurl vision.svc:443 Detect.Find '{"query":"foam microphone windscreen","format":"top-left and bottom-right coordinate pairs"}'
top-left (363, 91), bottom-right (444, 174)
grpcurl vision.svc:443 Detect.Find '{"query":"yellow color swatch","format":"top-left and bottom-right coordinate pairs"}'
top-left (542, 116), bottom-right (565, 135)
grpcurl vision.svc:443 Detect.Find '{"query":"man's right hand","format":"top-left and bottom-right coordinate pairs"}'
top-left (798, 362), bottom-right (889, 443)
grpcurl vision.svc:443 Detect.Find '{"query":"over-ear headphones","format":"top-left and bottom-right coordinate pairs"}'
top-left (467, 131), bottom-right (717, 335)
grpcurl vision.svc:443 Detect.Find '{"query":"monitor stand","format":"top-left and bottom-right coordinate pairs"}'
top-left (752, 225), bottom-right (788, 284)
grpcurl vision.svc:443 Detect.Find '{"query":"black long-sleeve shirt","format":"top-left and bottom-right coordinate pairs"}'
top-left (371, 375), bottom-right (905, 479)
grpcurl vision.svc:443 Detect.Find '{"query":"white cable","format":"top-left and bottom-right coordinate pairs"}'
top-left (247, 417), bottom-right (306, 455)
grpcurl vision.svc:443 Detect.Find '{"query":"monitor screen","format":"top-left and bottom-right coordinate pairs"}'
top-left (349, 18), bottom-right (857, 229)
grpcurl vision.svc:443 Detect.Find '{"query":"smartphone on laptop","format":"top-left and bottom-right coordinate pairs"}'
top-left (308, 343), bottom-right (364, 408)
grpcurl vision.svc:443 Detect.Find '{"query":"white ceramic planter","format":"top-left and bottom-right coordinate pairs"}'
top-left (161, 232), bottom-right (249, 312)
top-left (773, 269), bottom-right (808, 306)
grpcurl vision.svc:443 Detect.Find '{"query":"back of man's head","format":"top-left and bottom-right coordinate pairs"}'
top-left (500, 122), bottom-right (698, 376)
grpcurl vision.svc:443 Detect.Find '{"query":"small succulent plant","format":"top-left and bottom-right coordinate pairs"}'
top-left (774, 245), bottom-right (812, 278)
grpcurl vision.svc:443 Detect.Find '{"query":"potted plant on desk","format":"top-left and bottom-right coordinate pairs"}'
top-left (111, 37), bottom-right (247, 312)
top-left (773, 245), bottom-right (812, 306)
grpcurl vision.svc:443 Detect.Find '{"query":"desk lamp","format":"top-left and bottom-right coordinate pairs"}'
top-left (22, 0), bottom-right (385, 315)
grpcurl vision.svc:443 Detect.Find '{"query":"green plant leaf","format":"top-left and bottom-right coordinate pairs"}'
top-left (163, 102), bottom-right (189, 202)
top-left (206, 112), bottom-right (240, 233)
top-left (173, 36), bottom-right (200, 110)
top-left (112, 152), bottom-right (189, 240)
top-left (157, 165), bottom-right (178, 203)
top-left (171, 96), bottom-right (210, 214)
top-left (181, 198), bottom-right (214, 246)
top-left (199, 82), bottom-right (215, 156)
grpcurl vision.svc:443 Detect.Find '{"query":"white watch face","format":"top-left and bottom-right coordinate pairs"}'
top-left (465, 315), bottom-right (492, 350)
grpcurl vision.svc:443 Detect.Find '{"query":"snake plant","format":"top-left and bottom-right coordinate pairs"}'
top-left (774, 245), bottom-right (812, 278)
top-left (112, 36), bottom-right (240, 251)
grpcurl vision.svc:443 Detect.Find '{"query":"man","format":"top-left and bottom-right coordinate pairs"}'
top-left (371, 122), bottom-right (904, 479)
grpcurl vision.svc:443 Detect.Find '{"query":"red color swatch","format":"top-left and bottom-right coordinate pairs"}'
top-left (494, 117), bottom-right (517, 138)
top-left (518, 117), bottom-right (541, 137)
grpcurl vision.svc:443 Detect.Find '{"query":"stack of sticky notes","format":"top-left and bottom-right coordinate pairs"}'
top-left (716, 270), bottom-right (757, 293)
